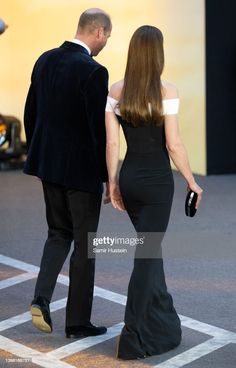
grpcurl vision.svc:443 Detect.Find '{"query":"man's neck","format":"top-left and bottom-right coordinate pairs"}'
top-left (71, 38), bottom-right (91, 55)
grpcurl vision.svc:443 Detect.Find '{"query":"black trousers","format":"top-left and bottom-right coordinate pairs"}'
top-left (34, 181), bottom-right (102, 327)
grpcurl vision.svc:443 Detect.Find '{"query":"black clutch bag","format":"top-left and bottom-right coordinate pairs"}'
top-left (185, 191), bottom-right (198, 217)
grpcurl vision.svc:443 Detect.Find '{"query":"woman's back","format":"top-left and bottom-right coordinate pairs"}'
top-left (106, 82), bottom-right (179, 207)
top-left (106, 81), bottom-right (179, 156)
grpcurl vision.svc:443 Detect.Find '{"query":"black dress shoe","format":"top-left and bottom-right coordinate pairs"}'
top-left (30, 296), bottom-right (52, 333)
top-left (66, 322), bottom-right (107, 338)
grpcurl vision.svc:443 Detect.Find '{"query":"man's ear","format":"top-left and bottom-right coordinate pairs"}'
top-left (97, 27), bottom-right (104, 39)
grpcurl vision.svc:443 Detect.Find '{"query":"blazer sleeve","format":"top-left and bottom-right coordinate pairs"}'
top-left (24, 66), bottom-right (37, 152)
top-left (84, 66), bottom-right (109, 182)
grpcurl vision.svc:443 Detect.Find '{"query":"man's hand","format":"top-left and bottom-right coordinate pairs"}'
top-left (103, 182), bottom-right (111, 204)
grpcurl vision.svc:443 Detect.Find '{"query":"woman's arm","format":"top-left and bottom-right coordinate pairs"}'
top-left (105, 110), bottom-right (120, 184)
top-left (105, 106), bottom-right (125, 211)
top-left (164, 85), bottom-right (203, 208)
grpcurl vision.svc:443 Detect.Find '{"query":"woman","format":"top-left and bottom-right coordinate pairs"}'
top-left (105, 25), bottom-right (203, 360)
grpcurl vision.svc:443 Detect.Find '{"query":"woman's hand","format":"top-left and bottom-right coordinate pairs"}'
top-left (187, 182), bottom-right (203, 209)
top-left (109, 182), bottom-right (125, 211)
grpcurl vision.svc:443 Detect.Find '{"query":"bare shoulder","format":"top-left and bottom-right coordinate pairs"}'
top-left (161, 80), bottom-right (179, 99)
top-left (109, 79), bottom-right (124, 101)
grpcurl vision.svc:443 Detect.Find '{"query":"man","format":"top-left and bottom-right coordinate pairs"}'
top-left (24, 8), bottom-right (111, 338)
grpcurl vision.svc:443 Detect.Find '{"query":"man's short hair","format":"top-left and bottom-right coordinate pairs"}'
top-left (78, 11), bottom-right (111, 33)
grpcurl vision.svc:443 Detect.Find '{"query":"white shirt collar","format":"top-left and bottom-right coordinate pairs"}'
top-left (71, 38), bottom-right (91, 55)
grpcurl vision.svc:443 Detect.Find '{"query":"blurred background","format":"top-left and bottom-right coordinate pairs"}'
top-left (1, 0), bottom-right (236, 175)
top-left (0, 0), bottom-right (206, 174)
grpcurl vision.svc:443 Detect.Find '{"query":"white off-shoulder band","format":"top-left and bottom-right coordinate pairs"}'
top-left (163, 98), bottom-right (179, 115)
top-left (105, 96), bottom-right (121, 115)
top-left (105, 96), bottom-right (179, 116)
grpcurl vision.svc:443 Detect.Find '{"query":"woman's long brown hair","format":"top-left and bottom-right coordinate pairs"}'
top-left (120, 25), bottom-right (164, 126)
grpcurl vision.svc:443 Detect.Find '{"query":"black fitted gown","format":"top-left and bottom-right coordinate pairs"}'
top-left (116, 114), bottom-right (182, 359)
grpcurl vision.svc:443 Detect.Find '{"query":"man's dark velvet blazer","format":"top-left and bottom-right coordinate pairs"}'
top-left (24, 41), bottom-right (108, 193)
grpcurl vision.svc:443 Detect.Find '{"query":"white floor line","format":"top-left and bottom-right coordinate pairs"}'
top-left (0, 311), bottom-right (31, 332)
top-left (0, 272), bottom-right (36, 290)
top-left (179, 314), bottom-right (236, 341)
top-left (0, 254), bottom-right (39, 273)
top-left (0, 335), bottom-right (74, 368)
top-left (154, 337), bottom-right (229, 368)
top-left (94, 286), bottom-right (127, 306)
top-left (47, 322), bottom-right (124, 360)
top-left (57, 274), bottom-right (69, 286)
